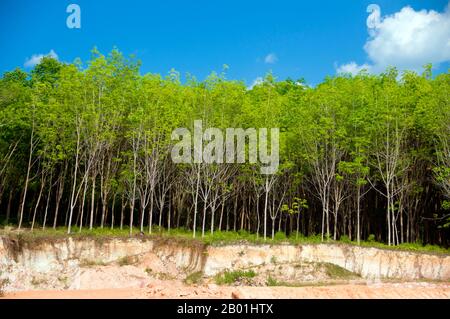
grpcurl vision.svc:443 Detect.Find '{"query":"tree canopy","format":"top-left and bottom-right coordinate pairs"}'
top-left (0, 49), bottom-right (449, 246)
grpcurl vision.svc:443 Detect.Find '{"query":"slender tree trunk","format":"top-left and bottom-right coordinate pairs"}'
top-left (31, 175), bottom-right (45, 231)
top-left (129, 202), bottom-right (134, 235)
top-left (5, 189), bottom-right (13, 225)
top-left (68, 127), bottom-right (85, 234)
top-left (233, 193), bottom-right (238, 232)
top-left (18, 127), bottom-right (35, 230)
top-left (167, 193), bottom-right (171, 232)
top-left (140, 203), bottom-right (145, 233)
top-left (256, 196), bottom-right (260, 239)
top-left (89, 177), bottom-right (96, 230)
top-left (202, 198), bottom-right (208, 238)
top-left (357, 185), bottom-right (361, 245)
top-left (333, 203), bottom-right (338, 241)
top-left (53, 171), bottom-right (65, 229)
top-left (271, 218), bottom-right (275, 240)
top-left (158, 200), bottom-right (164, 229)
top-left (100, 202), bottom-right (107, 229)
top-left (278, 212), bottom-right (282, 232)
top-left (110, 193), bottom-right (116, 230)
top-left (130, 146), bottom-right (138, 236)
top-left (218, 200), bottom-right (225, 231)
top-left (79, 177), bottom-right (88, 232)
top-left (240, 205), bottom-right (245, 231)
top-left (326, 192), bottom-right (330, 240)
top-left (387, 184), bottom-right (391, 246)
top-left (120, 194), bottom-right (125, 230)
top-left (192, 167), bottom-right (200, 238)
top-left (263, 177), bottom-right (269, 240)
top-left (148, 195), bottom-right (154, 234)
top-left (400, 204), bottom-right (404, 244)
top-left (321, 193), bottom-right (326, 242)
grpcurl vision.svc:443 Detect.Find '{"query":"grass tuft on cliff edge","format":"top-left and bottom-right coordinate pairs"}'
top-left (0, 226), bottom-right (448, 255)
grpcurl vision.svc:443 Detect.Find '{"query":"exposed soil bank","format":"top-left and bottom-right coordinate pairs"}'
top-left (0, 236), bottom-right (449, 294)
top-left (204, 244), bottom-right (450, 280)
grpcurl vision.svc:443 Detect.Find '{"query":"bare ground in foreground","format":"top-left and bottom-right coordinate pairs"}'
top-left (3, 280), bottom-right (450, 299)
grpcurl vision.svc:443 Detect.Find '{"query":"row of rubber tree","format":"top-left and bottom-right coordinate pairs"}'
top-left (0, 49), bottom-right (449, 246)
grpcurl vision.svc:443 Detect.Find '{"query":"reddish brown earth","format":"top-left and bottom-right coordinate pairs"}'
top-left (1, 236), bottom-right (449, 299)
top-left (3, 280), bottom-right (450, 299)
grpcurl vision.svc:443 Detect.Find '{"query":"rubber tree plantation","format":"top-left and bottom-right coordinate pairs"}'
top-left (0, 49), bottom-right (449, 247)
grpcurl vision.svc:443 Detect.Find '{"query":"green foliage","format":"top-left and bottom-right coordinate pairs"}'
top-left (442, 200), bottom-right (450, 210)
top-left (214, 270), bottom-right (257, 285)
top-left (322, 263), bottom-right (356, 279)
top-left (339, 235), bottom-right (352, 243)
top-left (117, 256), bottom-right (135, 266)
top-left (0, 271), bottom-right (8, 297)
top-left (274, 231), bottom-right (287, 240)
top-left (79, 259), bottom-right (108, 267)
top-left (266, 275), bottom-right (278, 286)
top-left (145, 267), bottom-right (152, 275)
top-left (0, 48), bottom-right (449, 248)
top-left (184, 271), bottom-right (204, 285)
top-left (1, 227), bottom-right (449, 254)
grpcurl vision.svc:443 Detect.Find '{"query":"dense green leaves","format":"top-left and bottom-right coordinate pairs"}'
top-left (0, 49), bottom-right (449, 245)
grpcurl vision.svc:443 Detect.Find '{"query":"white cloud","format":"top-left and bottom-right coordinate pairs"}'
top-left (24, 49), bottom-right (59, 68)
top-left (264, 53), bottom-right (278, 64)
top-left (337, 3), bottom-right (450, 74)
top-left (336, 61), bottom-right (371, 75)
top-left (247, 77), bottom-right (263, 90)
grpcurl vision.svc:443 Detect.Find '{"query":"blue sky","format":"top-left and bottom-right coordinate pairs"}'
top-left (0, 0), bottom-right (449, 85)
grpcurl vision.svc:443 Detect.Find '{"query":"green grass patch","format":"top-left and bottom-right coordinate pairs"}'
top-left (265, 276), bottom-right (353, 288)
top-left (322, 263), bottom-right (358, 279)
top-left (184, 271), bottom-right (204, 285)
top-left (117, 256), bottom-right (135, 266)
top-left (79, 259), bottom-right (108, 267)
top-left (30, 277), bottom-right (47, 287)
top-left (0, 273), bottom-right (9, 297)
top-left (1, 226), bottom-right (448, 255)
top-left (270, 255), bottom-right (278, 264)
top-left (215, 270), bottom-right (257, 285)
top-left (266, 275), bottom-right (279, 286)
top-left (152, 271), bottom-right (175, 280)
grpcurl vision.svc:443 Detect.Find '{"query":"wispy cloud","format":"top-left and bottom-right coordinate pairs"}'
top-left (24, 49), bottom-right (58, 68)
top-left (264, 53), bottom-right (278, 64)
top-left (337, 3), bottom-right (450, 74)
top-left (336, 61), bottom-right (371, 75)
top-left (247, 77), bottom-right (263, 90)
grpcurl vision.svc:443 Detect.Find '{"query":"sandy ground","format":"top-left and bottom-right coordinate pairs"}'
top-left (3, 280), bottom-right (450, 299)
